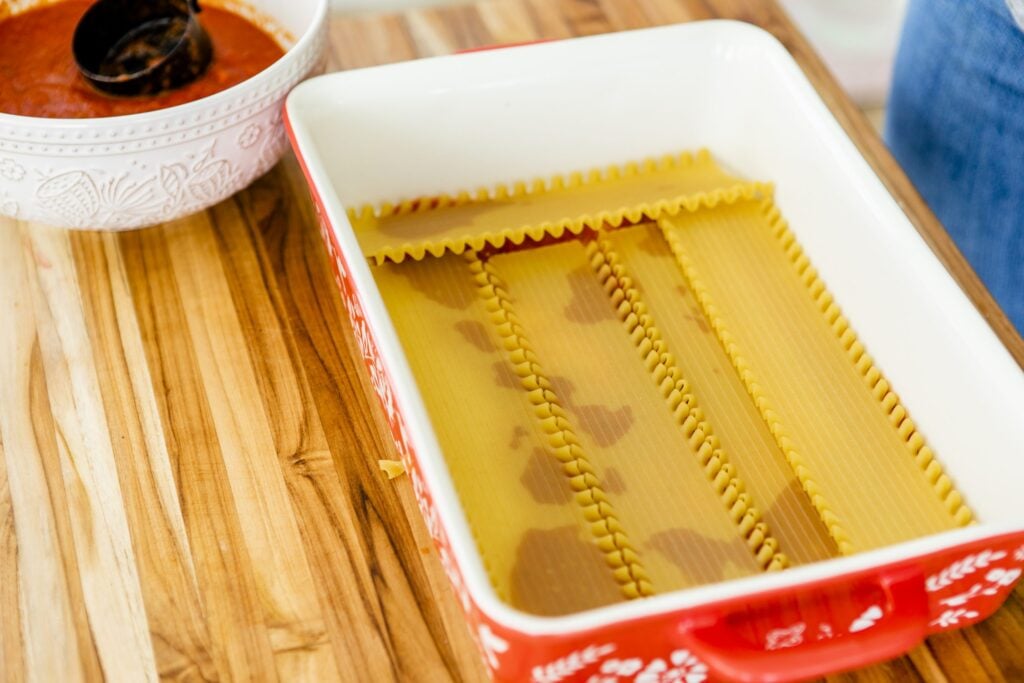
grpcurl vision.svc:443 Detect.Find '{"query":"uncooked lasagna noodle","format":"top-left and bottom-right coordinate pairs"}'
top-left (366, 150), bottom-right (972, 616)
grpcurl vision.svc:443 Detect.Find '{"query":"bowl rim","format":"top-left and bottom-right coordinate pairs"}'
top-left (0, 0), bottom-right (328, 129)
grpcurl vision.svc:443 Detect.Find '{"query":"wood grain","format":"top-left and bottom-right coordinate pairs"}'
top-left (0, 0), bottom-right (1021, 681)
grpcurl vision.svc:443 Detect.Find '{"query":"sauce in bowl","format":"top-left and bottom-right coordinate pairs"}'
top-left (0, 0), bottom-right (285, 118)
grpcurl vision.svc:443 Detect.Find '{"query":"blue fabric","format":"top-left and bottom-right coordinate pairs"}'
top-left (886, 0), bottom-right (1024, 333)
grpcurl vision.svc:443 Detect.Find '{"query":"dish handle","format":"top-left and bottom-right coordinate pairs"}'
top-left (675, 566), bottom-right (929, 683)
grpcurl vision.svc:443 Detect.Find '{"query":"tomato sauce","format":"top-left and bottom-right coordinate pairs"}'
top-left (0, 0), bottom-right (284, 118)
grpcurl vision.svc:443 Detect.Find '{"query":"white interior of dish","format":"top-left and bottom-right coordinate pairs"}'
top-left (286, 21), bottom-right (1024, 633)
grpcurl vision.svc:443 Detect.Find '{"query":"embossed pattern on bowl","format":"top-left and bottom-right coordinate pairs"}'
top-left (0, 0), bottom-right (327, 230)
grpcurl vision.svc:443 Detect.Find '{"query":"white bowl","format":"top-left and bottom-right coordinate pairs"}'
top-left (0, 0), bottom-right (328, 230)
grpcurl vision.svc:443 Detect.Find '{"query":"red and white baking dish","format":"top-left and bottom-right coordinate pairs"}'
top-left (284, 21), bottom-right (1024, 683)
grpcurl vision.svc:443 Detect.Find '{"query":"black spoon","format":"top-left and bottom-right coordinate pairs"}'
top-left (72, 0), bottom-right (213, 97)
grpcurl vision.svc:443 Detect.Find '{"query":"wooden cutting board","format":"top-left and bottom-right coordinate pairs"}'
top-left (1, 0), bottom-right (1022, 681)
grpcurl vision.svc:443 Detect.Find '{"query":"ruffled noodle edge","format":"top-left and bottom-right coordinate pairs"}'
top-left (348, 148), bottom-right (771, 264)
top-left (757, 199), bottom-right (974, 528)
top-left (585, 237), bottom-right (791, 571)
top-left (467, 250), bottom-right (656, 600)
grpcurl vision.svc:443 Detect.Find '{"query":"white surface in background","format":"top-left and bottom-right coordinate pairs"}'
top-left (769, 0), bottom-right (907, 105)
top-left (332, 0), bottom-right (909, 107)
top-left (1008, 0), bottom-right (1024, 28)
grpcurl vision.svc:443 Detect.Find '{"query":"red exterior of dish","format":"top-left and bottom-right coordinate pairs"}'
top-left (285, 113), bottom-right (1024, 683)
